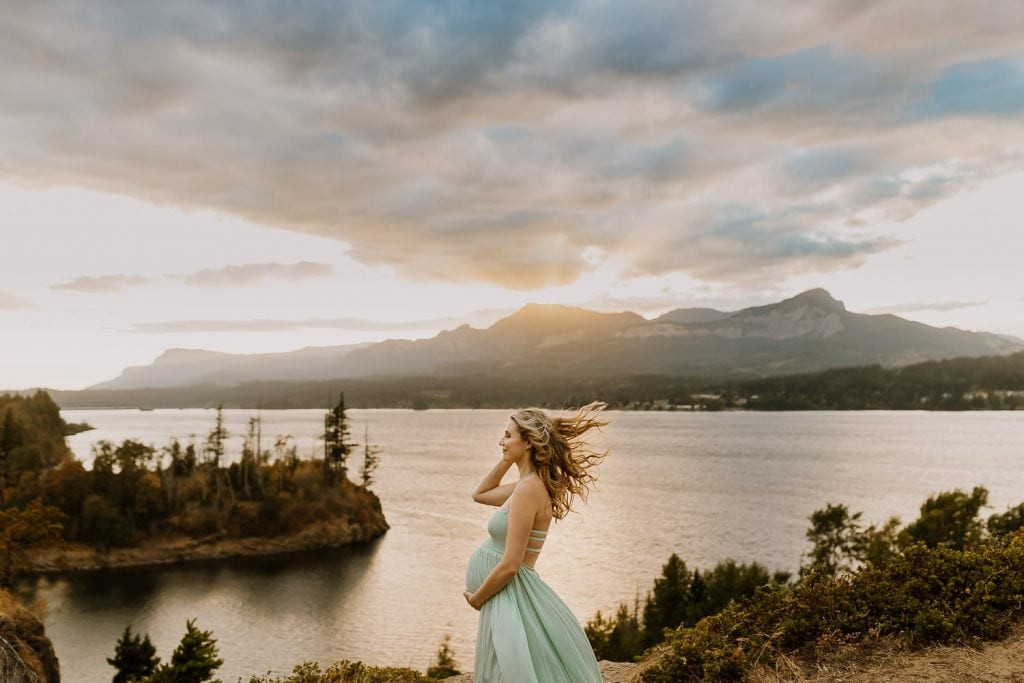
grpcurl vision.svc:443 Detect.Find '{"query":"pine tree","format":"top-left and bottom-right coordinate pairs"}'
top-left (360, 425), bottom-right (381, 488)
top-left (323, 393), bottom-right (353, 485)
top-left (150, 619), bottom-right (223, 683)
top-left (107, 625), bottom-right (160, 683)
top-left (642, 553), bottom-right (692, 646)
top-left (0, 408), bottom-right (16, 504)
top-left (203, 405), bottom-right (228, 468)
top-left (0, 409), bottom-right (21, 482)
top-left (687, 569), bottom-right (707, 624)
top-left (203, 406), bottom-right (229, 505)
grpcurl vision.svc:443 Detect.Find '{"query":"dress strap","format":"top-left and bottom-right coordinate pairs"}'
top-left (526, 528), bottom-right (547, 554)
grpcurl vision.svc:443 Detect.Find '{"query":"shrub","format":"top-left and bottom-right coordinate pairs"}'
top-left (425, 633), bottom-right (460, 678)
top-left (247, 660), bottom-right (431, 682)
top-left (642, 532), bottom-right (1024, 681)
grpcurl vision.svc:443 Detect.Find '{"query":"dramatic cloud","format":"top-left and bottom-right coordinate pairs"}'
top-left (3, 1), bottom-right (1024, 288)
top-left (0, 291), bottom-right (30, 309)
top-left (51, 263), bottom-right (333, 293)
top-left (180, 262), bottom-right (334, 287)
top-left (52, 274), bottom-right (155, 292)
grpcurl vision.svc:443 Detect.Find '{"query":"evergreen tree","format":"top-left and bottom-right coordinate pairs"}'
top-left (642, 553), bottom-right (691, 646)
top-left (606, 601), bottom-right (644, 661)
top-left (150, 619), bottom-right (223, 683)
top-left (323, 393), bottom-right (353, 485)
top-left (360, 425), bottom-right (380, 488)
top-left (241, 417), bottom-right (261, 500)
top-left (687, 569), bottom-right (707, 624)
top-left (203, 405), bottom-right (228, 468)
top-left (0, 408), bottom-right (20, 463)
top-left (107, 625), bottom-right (159, 683)
top-left (0, 408), bottom-right (17, 503)
top-left (697, 559), bottom-right (772, 620)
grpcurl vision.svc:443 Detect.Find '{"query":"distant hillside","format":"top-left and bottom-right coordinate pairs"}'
top-left (84, 289), bottom-right (1024, 392)
top-left (90, 343), bottom-right (371, 390)
top-left (43, 350), bottom-right (1024, 410)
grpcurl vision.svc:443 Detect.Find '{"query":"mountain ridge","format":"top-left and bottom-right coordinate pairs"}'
top-left (86, 289), bottom-right (1024, 390)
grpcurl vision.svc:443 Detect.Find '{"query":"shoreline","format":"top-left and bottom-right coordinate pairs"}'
top-left (25, 516), bottom-right (389, 574)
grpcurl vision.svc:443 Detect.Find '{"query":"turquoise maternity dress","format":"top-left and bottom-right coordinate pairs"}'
top-left (465, 504), bottom-right (602, 682)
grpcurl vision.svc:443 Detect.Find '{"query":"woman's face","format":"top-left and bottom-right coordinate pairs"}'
top-left (499, 419), bottom-right (530, 463)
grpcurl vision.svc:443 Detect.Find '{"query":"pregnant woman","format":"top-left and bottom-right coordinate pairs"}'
top-left (463, 402), bottom-right (608, 682)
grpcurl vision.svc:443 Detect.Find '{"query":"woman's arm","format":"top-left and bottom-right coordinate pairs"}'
top-left (472, 458), bottom-right (516, 507)
top-left (465, 479), bottom-right (546, 609)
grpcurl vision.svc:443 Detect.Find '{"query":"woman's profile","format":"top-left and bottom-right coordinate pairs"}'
top-left (463, 402), bottom-right (609, 682)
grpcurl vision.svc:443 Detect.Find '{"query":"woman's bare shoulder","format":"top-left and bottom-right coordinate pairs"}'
top-left (512, 474), bottom-right (548, 503)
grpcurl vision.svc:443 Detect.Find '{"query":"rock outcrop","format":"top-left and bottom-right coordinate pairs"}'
top-left (0, 589), bottom-right (59, 683)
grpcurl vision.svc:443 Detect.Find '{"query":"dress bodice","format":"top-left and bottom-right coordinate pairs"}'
top-left (485, 505), bottom-right (548, 556)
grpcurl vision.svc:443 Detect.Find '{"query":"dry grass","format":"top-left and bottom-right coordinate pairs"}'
top-left (747, 623), bottom-right (1024, 683)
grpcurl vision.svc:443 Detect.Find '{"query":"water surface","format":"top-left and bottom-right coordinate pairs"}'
top-left (32, 409), bottom-right (1024, 681)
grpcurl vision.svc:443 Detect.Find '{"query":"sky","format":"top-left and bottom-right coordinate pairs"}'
top-left (2, 1), bottom-right (1024, 390)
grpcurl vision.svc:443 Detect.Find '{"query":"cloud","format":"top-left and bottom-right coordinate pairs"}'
top-left (52, 274), bottom-right (155, 292)
top-left (0, 291), bottom-right (30, 309)
top-left (51, 262), bottom-right (333, 292)
top-left (180, 262), bottom-right (334, 287)
top-left (2, 1), bottom-right (1024, 290)
top-left (125, 309), bottom-right (514, 333)
top-left (865, 300), bottom-right (988, 314)
top-left (695, 46), bottom-right (894, 114)
top-left (911, 58), bottom-right (1024, 119)
top-left (629, 202), bottom-right (901, 282)
top-left (783, 148), bottom-right (865, 187)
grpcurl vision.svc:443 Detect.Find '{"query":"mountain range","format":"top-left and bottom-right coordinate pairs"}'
top-left (90, 289), bottom-right (1023, 390)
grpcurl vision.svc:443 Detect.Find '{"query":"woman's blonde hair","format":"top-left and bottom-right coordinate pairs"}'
top-left (510, 401), bottom-right (610, 519)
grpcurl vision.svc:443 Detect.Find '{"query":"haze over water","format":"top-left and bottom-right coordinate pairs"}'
top-left (32, 409), bottom-right (1024, 680)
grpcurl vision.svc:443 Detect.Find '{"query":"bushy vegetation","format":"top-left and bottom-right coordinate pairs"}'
top-left (641, 486), bottom-right (1024, 681)
top-left (585, 554), bottom-right (789, 662)
top-left (247, 661), bottom-right (432, 683)
top-left (0, 391), bottom-right (384, 583)
top-left (107, 625), bottom-right (159, 683)
top-left (734, 351), bottom-right (1024, 410)
top-left (110, 629), bottom-right (461, 683)
top-left (109, 619), bottom-right (222, 683)
top-left (425, 634), bottom-right (460, 679)
top-left (0, 391), bottom-right (72, 488)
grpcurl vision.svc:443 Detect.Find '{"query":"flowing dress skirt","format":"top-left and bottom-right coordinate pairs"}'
top-left (466, 542), bottom-right (602, 682)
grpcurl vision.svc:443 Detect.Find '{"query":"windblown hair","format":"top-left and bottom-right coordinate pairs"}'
top-left (510, 401), bottom-right (610, 520)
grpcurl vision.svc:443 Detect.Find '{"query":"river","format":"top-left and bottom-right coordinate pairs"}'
top-left (24, 409), bottom-right (1024, 681)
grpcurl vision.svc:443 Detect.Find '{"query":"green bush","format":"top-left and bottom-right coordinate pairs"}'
top-left (988, 502), bottom-right (1024, 537)
top-left (642, 532), bottom-right (1024, 681)
top-left (586, 554), bottom-right (779, 662)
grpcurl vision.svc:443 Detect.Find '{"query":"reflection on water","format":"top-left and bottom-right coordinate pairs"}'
top-left (23, 542), bottom-right (384, 681)
top-left (38, 409), bottom-right (1024, 681)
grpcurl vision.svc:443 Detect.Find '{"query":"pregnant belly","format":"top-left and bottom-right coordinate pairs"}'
top-left (465, 543), bottom-right (501, 593)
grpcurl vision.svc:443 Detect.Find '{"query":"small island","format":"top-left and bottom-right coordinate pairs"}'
top-left (0, 390), bottom-right (387, 577)
top-left (62, 421), bottom-right (94, 436)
